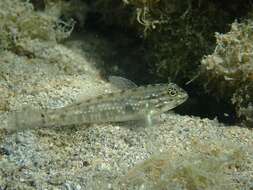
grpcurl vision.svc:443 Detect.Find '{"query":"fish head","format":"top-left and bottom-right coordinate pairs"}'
top-left (148, 83), bottom-right (188, 115)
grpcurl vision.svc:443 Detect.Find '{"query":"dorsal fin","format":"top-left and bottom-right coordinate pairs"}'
top-left (75, 76), bottom-right (138, 103)
top-left (109, 76), bottom-right (138, 90)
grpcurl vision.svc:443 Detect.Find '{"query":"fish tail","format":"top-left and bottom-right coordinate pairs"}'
top-left (7, 107), bottom-right (46, 130)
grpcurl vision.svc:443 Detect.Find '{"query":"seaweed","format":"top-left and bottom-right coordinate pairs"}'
top-left (0, 0), bottom-right (75, 53)
top-left (201, 20), bottom-right (253, 127)
top-left (116, 140), bottom-right (253, 190)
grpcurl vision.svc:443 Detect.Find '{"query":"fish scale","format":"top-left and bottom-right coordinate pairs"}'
top-left (7, 82), bottom-right (188, 129)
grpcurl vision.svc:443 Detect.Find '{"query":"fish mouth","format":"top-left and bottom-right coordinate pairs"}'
top-left (174, 93), bottom-right (188, 106)
top-left (180, 91), bottom-right (189, 102)
top-left (184, 92), bottom-right (189, 100)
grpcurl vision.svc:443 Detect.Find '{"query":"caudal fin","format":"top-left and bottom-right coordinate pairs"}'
top-left (6, 107), bottom-right (45, 131)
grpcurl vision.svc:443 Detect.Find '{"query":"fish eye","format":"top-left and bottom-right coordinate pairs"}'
top-left (168, 88), bottom-right (177, 96)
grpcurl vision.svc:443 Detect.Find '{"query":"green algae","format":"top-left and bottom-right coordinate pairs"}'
top-left (0, 0), bottom-right (74, 52)
top-left (117, 140), bottom-right (253, 190)
top-left (201, 20), bottom-right (253, 127)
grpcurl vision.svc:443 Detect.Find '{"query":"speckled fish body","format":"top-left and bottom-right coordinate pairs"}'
top-left (8, 83), bottom-right (188, 129)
